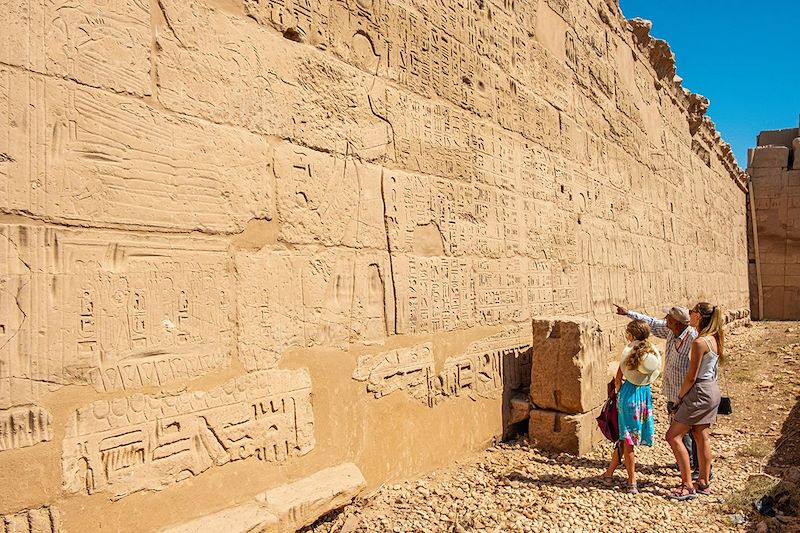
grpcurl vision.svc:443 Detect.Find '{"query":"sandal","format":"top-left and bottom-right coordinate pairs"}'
top-left (668, 484), bottom-right (697, 501)
top-left (624, 482), bottom-right (639, 494)
top-left (694, 482), bottom-right (711, 495)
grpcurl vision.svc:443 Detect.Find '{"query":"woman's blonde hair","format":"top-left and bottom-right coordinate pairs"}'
top-left (694, 302), bottom-right (725, 363)
top-left (626, 319), bottom-right (655, 370)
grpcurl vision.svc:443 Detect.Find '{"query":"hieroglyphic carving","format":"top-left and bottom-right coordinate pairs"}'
top-left (62, 370), bottom-right (314, 498)
top-left (0, 224), bottom-right (233, 407)
top-left (393, 255), bottom-right (579, 335)
top-left (0, 405), bottom-right (53, 451)
top-left (394, 256), bottom-right (476, 335)
top-left (0, 70), bottom-right (273, 232)
top-left (0, 507), bottom-right (60, 533)
top-left (353, 343), bottom-right (434, 404)
top-left (237, 247), bottom-right (393, 369)
top-left (353, 330), bottom-right (531, 407)
top-left (428, 328), bottom-right (531, 406)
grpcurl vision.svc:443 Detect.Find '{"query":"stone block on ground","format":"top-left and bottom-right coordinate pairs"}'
top-left (528, 405), bottom-right (605, 456)
top-left (530, 317), bottom-right (609, 414)
top-left (161, 463), bottom-right (366, 533)
top-left (508, 392), bottom-right (532, 426)
top-left (258, 462), bottom-right (367, 532)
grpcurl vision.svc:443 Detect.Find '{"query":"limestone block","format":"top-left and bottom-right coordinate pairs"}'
top-left (0, 405), bottom-right (52, 451)
top-left (257, 463), bottom-right (367, 532)
top-left (508, 393), bottom-right (532, 425)
top-left (161, 463), bottom-right (365, 533)
top-left (274, 143), bottom-right (386, 248)
top-left (1, 0), bottom-right (150, 95)
top-left (236, 247), bottom-right (393, 370)
top-left (62, 369), bottom-right (314, 498)
top-left (155, 0), bottom-right (389, 160)
top-left (0, 507), bottom-right (60, 533)
top-left (528, 405), bottom-right (604, 456)
top-left (750, 146), bottom-right (790, 169)
top-left (160, 504), bottom-right (279, 533)
top-left (530, 317), bottom-right (609, 414)
top-left (757, 128), bottom-right (799, 148)
top-left (0, 69), bottom-right (273, 232)
top-left (794, 138), bottom-right (800, 170)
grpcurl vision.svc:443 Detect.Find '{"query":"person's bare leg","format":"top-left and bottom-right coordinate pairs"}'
top-left (693, 425), bottom-right (712, 486)
top-left (666, 420), bottom-right (693, 487)
top-left (622, 441), bottom-right (636, 484)
top-left (604, 444), bottom-right (621, 477)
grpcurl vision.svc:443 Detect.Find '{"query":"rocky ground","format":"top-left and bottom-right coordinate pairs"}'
top-left (303, 321), bottom-right (800, 533)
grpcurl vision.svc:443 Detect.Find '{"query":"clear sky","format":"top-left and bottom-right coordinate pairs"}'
top-left (618, 0), bottom-right (800, 169)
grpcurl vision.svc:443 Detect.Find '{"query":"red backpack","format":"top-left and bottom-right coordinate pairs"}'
top-left (596, 391), bottom-right (620, 442)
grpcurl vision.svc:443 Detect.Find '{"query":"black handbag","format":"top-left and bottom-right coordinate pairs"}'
top-left (716, 358), bottom-right (732, 415)
top-left (718, 395), bottom-right (732, 415)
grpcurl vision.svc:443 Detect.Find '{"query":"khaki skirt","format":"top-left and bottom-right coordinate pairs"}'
top-left (674, 379), bottom-right (721, 426)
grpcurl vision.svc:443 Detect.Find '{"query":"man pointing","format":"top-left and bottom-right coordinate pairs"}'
top-left (614, 303), bottom-right (705, 477)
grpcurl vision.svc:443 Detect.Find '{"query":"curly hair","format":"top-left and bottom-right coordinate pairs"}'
top-left (626, 319), bottom-right (655, 371)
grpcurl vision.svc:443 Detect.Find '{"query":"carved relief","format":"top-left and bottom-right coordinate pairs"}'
top-left (0, 405), bottom-right (53, 451)
top-left (0, 507), bottom-right (60, 533)
top-left (155, 0), bottom-right (390, 160)
top-left (0, 70), bottom-right (273, 232)
top-left (353, 343), bottom-right (434, 404)
top-left (0, 224), bottom-right (233, 408)
top-left (354, 329), bottom-right (531, 407)
top-left (429, 328), bottom-right (531, 406)
top-left (237, 247), bottom-right (393, 369)
top-left (62, 370), bottom-right (314, 498)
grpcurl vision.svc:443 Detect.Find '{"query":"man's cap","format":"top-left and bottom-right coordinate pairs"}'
top-left (662, 305), bottom-right (690, 325)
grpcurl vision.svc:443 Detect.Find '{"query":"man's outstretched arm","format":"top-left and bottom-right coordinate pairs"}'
top-left (614, 304), bottom-right (670, 339)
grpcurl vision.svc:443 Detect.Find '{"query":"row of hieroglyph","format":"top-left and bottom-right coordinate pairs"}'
top-left (1, 0), bottom-right (749, 530)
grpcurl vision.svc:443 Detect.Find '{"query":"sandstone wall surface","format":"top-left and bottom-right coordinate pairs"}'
top-left (748, 124), bottom-right (800, 319)
top-left (0, 0), bottom-right (748, 530)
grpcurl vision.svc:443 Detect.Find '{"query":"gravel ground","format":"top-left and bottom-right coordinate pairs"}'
top-left (304, 322), bottom-right (800, 533)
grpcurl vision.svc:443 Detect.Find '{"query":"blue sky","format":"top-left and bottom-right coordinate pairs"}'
top-left (618, 0), bottom-right (800, 168)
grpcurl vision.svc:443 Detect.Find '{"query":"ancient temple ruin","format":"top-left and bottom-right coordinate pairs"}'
top-left (748, 123), bottom-right (800, 320)
top-left (0, 0), bottom-right (749, 530)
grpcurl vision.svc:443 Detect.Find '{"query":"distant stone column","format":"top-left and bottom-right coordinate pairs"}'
top-left (747, 124), bottom-right (800, 319)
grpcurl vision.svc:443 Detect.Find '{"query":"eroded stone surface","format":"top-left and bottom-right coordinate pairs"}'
top-left (530, 317), bottom-right (609, 415)
top-left (0, 224), bottom-right (234, 408)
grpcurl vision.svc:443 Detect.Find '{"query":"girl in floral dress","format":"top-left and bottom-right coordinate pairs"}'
top-left (601, 320), bottom-right (661, 494)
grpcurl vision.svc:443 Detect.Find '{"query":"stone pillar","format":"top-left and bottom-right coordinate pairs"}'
top-left (528, 317), bottom-right (609, 455)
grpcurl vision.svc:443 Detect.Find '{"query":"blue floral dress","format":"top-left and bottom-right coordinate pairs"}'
top-left (617, 380), bottom-right (655, 446)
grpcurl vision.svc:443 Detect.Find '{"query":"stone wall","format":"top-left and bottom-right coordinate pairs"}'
top-left (0, 0), bottom-right (748, 530)
top-left (748, 124), bottom-right (800, 319)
